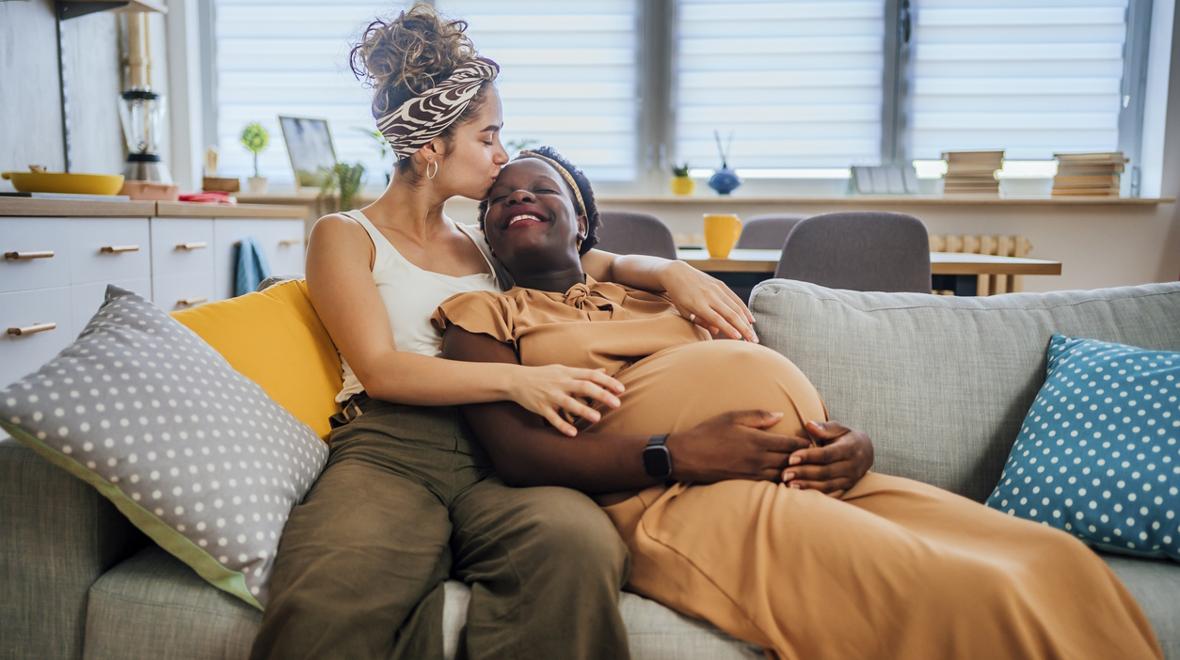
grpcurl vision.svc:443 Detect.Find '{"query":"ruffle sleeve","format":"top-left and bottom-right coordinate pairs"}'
top-left (430, 291), bottom-right (517, 345)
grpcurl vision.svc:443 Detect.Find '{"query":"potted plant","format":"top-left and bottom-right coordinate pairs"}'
top-left (240, 122), bottom-right (270, 194)
top-left (318, 161), bottom-right (367, 213)
top-left (670, 162), bottom-right (694, 196)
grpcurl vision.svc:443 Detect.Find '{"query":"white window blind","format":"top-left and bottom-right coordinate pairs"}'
top-left (213, 1), bottom-right (411, 185)
top-left (909, 0), bottom-right (1129, 161)
top-left (674, 0), bottom-right (886, 170)
top-left (443, 0), bottom-right (639, 181)
top-left (212, 0), bottom-right (638, 184)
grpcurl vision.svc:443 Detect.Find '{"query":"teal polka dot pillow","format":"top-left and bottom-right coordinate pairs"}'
top-left (986, 334), bottom-right (1180, 561)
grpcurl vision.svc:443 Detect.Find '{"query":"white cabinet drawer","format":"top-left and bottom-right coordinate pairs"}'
top-left (150, 218), bottom-right (215, 277)
top-left (69, 218), bottom-right (151, 285)
top-left (71, 278), bottom-right (153, 333)
top-left (260, 220), bottom-right (307, 278)
top-left (152, 273), bottom-right (216, 313)
top-left (0, 218), bottom-right (71, 293)
top-left (0, 287), bottom-right (74, 387)
top-left (213, 219), bottom-right (305, 299)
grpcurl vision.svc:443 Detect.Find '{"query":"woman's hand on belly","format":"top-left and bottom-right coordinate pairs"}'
top-left (781, 420), bottom-right (874, 497)
top-left (666, 410), bottom-right (813, 484)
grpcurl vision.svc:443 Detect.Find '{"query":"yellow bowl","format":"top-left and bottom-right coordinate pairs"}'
top-left (2, 171), bottom-right (125, 195)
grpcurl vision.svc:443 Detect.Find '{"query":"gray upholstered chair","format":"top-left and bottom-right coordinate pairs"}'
top-left (735, 214), bottom-right (805, 249)
top-left (774, 211), bottom-right (932, 293)
top-left (596, 211), bottom-right (678, 259)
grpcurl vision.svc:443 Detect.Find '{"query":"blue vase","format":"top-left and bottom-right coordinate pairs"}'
top-left (708, 167), bottom-right (741, 195)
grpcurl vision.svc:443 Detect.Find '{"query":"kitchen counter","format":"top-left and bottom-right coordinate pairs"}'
top-left (0, 198), bottom-right (304, 219)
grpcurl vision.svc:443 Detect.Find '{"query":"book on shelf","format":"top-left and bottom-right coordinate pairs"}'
top-left (1051, 151), bottom-right (1125, 197)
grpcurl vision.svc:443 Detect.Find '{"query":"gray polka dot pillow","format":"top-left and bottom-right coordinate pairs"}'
top-left (986, 334), bottom-right (1179, 561)
top-left (0, 286), bottom-right (329, 608)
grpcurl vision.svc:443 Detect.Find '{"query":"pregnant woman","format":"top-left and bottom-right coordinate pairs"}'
top-left (429, 147), bottom-right (1163, 659)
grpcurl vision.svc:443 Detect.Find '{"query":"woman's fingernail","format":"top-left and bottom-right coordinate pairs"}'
top-left (790, 482), bottom-right (801, 489)
top-left (789, 455), bottom-right (801, 465)
top-left (769, 411), bottom-right (784, 419)
top-left (783, 472), bottom-right (795, 481)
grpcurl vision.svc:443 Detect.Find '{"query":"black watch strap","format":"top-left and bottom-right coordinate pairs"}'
top-left (642, 433), bottom-right (673, 480)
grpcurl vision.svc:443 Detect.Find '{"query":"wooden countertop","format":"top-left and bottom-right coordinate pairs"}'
top-left (0, 198), bottom-right (305, 219)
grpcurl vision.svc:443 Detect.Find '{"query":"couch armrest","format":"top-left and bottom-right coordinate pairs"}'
top-left (0, 438), bottom-right (141, 659)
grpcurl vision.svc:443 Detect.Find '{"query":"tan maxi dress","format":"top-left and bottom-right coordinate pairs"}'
top-left (432, 277), bottom-right (1162, 660)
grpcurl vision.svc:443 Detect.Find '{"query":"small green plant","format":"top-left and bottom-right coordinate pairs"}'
top-left (319, 161), bottom-right (367, 212)
top-left (672, 162), bottom-right (690, 178)
top-left (239, 122), bottom-right (270, 178)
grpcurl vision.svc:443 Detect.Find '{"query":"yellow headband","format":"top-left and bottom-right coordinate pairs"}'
top-left (516, 150), bottom-right (587, 219)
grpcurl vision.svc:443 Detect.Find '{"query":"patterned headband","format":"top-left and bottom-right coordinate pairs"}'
top-left (376, 56), bottom-right (499, 160)
top-left (515, 150), bottom-right (587, 218)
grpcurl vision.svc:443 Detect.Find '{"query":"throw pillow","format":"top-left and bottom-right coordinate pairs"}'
top-left (0, 286), bottom-right (329, 608)
top-left (986, 334), bottom-right (1179, 561)
top-left (172, 279), bottom-right (342, 440)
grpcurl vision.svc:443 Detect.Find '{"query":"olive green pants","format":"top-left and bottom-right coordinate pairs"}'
top-left (250, 400), bottom-right (631, 660)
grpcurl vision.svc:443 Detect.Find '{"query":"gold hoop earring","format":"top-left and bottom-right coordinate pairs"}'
top-left (426, 160), bottom-right (439, 180)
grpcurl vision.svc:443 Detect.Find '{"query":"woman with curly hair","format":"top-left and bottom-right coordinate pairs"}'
top-left (251, 5), bottom-right (782, 659)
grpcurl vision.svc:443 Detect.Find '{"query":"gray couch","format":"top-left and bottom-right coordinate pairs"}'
top-left (3, 279), bottom-right (1179, 659)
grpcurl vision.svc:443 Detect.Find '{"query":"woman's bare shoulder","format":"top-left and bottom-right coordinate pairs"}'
top-left (308, 212), bottom-right (374, 266)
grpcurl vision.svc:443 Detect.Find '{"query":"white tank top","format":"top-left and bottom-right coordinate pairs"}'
top-left (335, 209), bottom-right (502, 403)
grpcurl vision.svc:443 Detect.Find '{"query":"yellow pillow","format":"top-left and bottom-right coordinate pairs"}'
top-left (173, 280), bottom-right (341, 440)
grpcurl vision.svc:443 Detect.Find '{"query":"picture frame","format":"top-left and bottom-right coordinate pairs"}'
top-left (278, 115), bottom-right (338, 191)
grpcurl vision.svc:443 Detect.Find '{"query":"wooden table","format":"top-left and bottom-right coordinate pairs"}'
top-left (676, 248), bottom-right (1063, 296)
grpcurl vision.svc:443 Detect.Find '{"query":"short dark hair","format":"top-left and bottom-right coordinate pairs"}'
top-left (478, 145), bottom-right (600, 255)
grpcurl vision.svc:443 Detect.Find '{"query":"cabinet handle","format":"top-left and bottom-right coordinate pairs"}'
top-left (175, 242), bottom-right (208, 251)
top-left (3, 250), bottom-right (55, 260)
top-left (99, 245), bottom-right (141, 254)
top-left (177, 297), bottom-right (208, 307)
top-left (278, 238), bottom-right (303, 247)
top-left (6, 322), bottom-right (57, 337)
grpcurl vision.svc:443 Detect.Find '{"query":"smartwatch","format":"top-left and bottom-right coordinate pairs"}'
top-left (642, 433), bottom-right (673, 480)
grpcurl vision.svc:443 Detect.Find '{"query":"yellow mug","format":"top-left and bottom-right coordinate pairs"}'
top-left (704, 213), bottom-right (742, 258)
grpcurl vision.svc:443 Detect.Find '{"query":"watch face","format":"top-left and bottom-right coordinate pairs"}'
top-left (643, 445), bottom-right (672, 479)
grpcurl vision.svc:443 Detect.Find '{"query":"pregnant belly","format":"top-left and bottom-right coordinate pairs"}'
top-left (589, 341), bottom-right (827, 440)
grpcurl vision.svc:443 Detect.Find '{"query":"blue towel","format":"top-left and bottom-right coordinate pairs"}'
top-left (233, 237), bottom-right (271, 297)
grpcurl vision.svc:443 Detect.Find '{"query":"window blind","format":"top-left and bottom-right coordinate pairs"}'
top-left (442, 0), bottom-right (639, 180)
top-left (674, 0), bottom-right (886, 170)
top-left (212, 0), bottom-right (639, 184)
top-left (213, 1), bottom-right (406, 185)
top-left (908, 0), bottom-right (1129, 161)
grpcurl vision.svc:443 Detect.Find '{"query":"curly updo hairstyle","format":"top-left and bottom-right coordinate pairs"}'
top-left (478, 146), bottom-right (601, 256)
top-left (349, 3), bottom-right (490, 176)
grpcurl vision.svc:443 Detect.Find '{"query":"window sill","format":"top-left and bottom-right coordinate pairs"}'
top-left (594, 195), bottom-right (1175, 207)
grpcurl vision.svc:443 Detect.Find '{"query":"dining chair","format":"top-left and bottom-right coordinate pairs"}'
top-left (596, 211), bottom-right (678, 259)
top-left (775, 211), bottom-right (932, 292)
top-left (735, 214), bottom-right (805, 249)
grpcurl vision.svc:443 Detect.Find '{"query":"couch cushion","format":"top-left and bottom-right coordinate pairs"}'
top-left (173, 279), bottom-right (342, 441)
top-left (986, 335), bottom-right (1180, 561)
top-left (87, 546), bottom-right (762, 660)
top-left (750, 280), bottom-right (1180, 501)
top-left (1102, 554), bottom-right (1180, 659)
top-left (0, 286), bottom-right (328, 609)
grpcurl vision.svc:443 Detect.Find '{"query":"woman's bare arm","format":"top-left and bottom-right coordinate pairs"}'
top-left (581, 249), bottom-right (758, 342)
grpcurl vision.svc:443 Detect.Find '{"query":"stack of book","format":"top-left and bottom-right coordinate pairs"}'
top-left (941, 150), bottom-right (1003, 195)
top-left (1052, 152), bottom-right (1126, 197)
